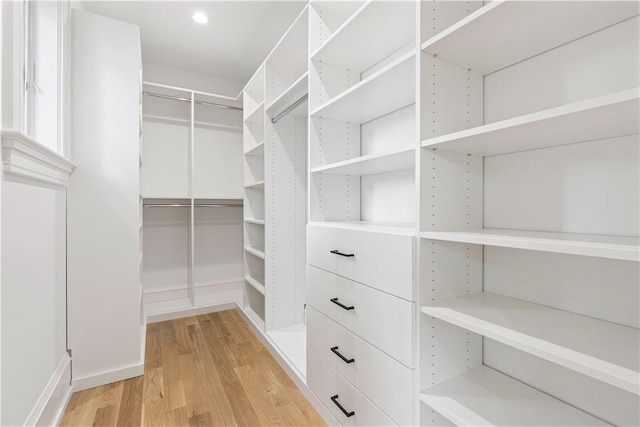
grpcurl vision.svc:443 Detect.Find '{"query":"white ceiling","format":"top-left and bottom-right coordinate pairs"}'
top-left (79, 1), bottom-right (307, 86)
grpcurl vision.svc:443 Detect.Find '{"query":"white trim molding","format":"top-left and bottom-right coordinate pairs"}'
top-left (1, 130), bottom-right (75, 186)
top-left (72, 361), bottom-right (144, 392)
top-left (24, 353), bottom-right (73, 427)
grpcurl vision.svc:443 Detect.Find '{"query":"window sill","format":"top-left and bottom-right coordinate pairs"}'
top-left (1, 130), bottom-right (75, 187)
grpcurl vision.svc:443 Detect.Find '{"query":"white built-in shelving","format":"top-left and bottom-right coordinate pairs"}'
top-left (243, 140), bottom-right (264, 157)
top-left (244, 275), bottom-right (265, 295)
top-left (418, 1), bottom-right (639, 426)
top-left (421, 89), bottom-right (639, 156)
top-left (420, 365), bottom-right (608, 427)
top-left (242, 6), bottom-right (309, 349)
top-left (310, 146), bottom-right (415, 176)
top-left (421, 1), bottom-right (640, 75)
top-left (311, 0), bottom-right (415, 71)
top-left (422, 292), bottom-right (640, 394)
top-left (420, 229), bottom-right (640, 262)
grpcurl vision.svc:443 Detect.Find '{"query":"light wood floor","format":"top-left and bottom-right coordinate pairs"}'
top-left (61, 309), bottom-right (325, 426)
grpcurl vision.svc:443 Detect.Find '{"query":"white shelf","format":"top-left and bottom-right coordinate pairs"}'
top-left (243, 140), bottom-right (265, 157)
top-left (244, 275), bottom-right (265, 295)
top-left (308, 220), bottom-right (416, 237)
top-left (244, 101), bottom-right (265, 125)
top-left (244, 181), bottom-right (265, 189)
top-left (244, 218), bottom-right (265, 226)
top-left (420, 365), bottom-right (608, 427)
top-left (421, 89), bottom-right (639, 156)
top-left (421, 1), bottom-right (639, 75)
top-left (421, 292), bottom-right (640, 394)
top-left (244, 246), bottom-right (265, 260)
top-left (267, 324), bottom-right (307, 378)
top-left (311, 146), bottom-right (415, 176)
top-left (311, 0), bottom-right (415, 72)
top-left (420, 229), bottom-right (640, 262)
top-left (242, 305), bottom-right (265, 331)
top-left (266, 72), bottom-right (309, 117)
top-left (310, 51), bottom-right (415, 123)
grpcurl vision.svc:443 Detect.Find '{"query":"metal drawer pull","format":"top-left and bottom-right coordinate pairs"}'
top-left (330, 249), bottom-right (354, 257)
top-left (330, 298), bottom-right (354, 311)
top-left (331, 346), bottom-right (355, 364)
top-left (331, 395), bottom-right (355, 418)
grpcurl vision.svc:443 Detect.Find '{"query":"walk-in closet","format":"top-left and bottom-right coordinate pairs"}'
top-left (0, 1), bottom-right (638, 426)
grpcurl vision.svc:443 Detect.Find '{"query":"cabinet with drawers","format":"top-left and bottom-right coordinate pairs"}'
top-left (305, 2), bottom-right (418, 425)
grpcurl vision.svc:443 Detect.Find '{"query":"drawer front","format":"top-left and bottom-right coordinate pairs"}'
top-left (307, 307), bottom-right (414, 427)
top-left (307, 225), bottom-right (414, 300)
top-left (307, 265), bottom-right (415, 368)
top-left (307, 346), bottom-right (397, 427)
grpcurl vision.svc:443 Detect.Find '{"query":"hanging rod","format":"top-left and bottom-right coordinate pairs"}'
top-left (144, 204), bottom-right (242, 208)
top-left (271, 93), bottom-right (308, 124)
top-left (143, 91), bottom-right (243, 111)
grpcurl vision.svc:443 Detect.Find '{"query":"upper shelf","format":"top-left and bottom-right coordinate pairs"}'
top-left (420, 365), bottom-right (608, 427)
top-left (421, 0), bottom-right (640, 75)
top-left (421, 292), bottom-right (640, 395)
top-left (310, 51), bottom-right (415, 123)
top-left (420, 228), bottom-right (640, 262)
top-left (266, 72), bottom-right (309, 118)
top-left (244, 140), bottom-right (265, 157)
top-left (311, 146), bottom-right (415, 176)
top-left (311, 0), bottom-right (415, 72)
top-left (308, 220), bottom-right (416, 237)
top-left (421, 89), bottom-right (639, 156)
top-left (244, 101), bottom-right (265, 126)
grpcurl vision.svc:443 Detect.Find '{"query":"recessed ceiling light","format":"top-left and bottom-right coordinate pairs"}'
top-left (193, 11), bottom-right (208, 24)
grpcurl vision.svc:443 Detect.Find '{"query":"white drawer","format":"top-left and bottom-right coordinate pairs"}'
top-left (307, 307), bottom-right (414, 426)
top-left (307, 225), bottom-right (414, 300)
top-left (307, 265), bottom-right (415, 368)
top-left (307, 346), bottom-right (397, 427)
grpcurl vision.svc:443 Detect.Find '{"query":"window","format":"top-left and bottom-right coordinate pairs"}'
top-left (22, 0), bottom-right (62, 154)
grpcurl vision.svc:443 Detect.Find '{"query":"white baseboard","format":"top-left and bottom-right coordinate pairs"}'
top-left (71, 361), bottom-right (144, 392)
top-left (146, 301), bottom-right (237, 323)
top-left (24, 353), bottom-right (73, 427)
top-left (142, 280), bottom-right (243, 304)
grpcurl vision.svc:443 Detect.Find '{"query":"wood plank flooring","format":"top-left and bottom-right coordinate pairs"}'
top-left (60, 309), bottom-right (325, 426)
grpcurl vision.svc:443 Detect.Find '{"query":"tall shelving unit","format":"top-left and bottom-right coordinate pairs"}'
top-left (240, 2), bottom-right (640, 426)
top-left (242, 7), bottom-right (310, 376)
top-left (417, 2), bottom-right (639, 426)
top-left (305, 1), bottom-right (418, 425)
top-left (243, 64), bottom-right (268, 328)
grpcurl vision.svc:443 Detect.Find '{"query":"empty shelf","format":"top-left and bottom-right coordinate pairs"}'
top-left (310, 51), bottom-right (415, 124)
top-left (266, 72), bottom-right (309, 117)
top-left (420, 365), bottom-right (608, 426)
top-left (311, 147), bottom-right (415, 176)
top-left (421, 89), bottom-right (639, 156)
top-left (244, 100), bottom-right (265, 125)
top-left (311, 0), bottom-right (415, 72)
top-left (420, 229), bottom-right (640, 261)
top-left (245, 218), bottom-right (265, 225)
top-left (244, 181), bottom-right (265, 189)
top-left (308, 220), bottom-right (416, 237)
top-left (244, 275), bottom-right (265, 295)
top-left (421, 1), bottom-right (639, 75)
top-left (244, 246), bottom-right (265, 260)
top-left (421, 292), bottom-right (640, 394)
top-left (244, 141), bottom-right (265, 157)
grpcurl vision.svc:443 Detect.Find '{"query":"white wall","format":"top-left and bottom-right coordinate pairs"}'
top-left (1, 178), bottom-right (68, 426)
top-left (0, 1), bottom-right (72, 425)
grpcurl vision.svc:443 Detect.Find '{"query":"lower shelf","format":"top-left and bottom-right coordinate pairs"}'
top-left (421, 292), bottom-right (640, 394)
top-left (244, 275), bottom-right (265, 295)
top-left (420, 365), bottom-right (608, 426)
top-left (267, 324), bottom-right (307, 378)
